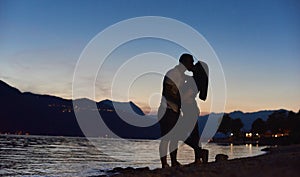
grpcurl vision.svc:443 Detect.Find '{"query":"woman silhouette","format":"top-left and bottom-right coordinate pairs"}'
top-left (180, 61), bottom-right (209, 164)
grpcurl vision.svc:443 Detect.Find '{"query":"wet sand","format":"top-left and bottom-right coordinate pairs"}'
top-left (103, 144), bottom-right (300, 177)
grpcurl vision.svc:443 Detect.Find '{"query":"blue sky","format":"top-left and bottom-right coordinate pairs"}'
top-left (0, 0), bottom-right (299, 113)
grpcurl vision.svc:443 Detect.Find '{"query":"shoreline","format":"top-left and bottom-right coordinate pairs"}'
top-left (100, 144), bottom-right (300, 177)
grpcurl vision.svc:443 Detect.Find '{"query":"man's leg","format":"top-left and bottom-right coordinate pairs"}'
top-left (169, 140), bottom-right (181, 167)
top-left (167, 110), bottom-right (181, 167)
top-left (158, 108), bottom-right (170, 168)
top-left (158, 108), bottom-right (179, 168)
top-left (159, 140), bottom-right (169, 168)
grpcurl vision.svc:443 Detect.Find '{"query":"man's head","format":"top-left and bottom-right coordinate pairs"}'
top-left (179, 53), bottom-right (194, 71)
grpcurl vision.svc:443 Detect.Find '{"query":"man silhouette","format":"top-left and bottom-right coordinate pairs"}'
top-left (158, 53), bottom-right (194, 168)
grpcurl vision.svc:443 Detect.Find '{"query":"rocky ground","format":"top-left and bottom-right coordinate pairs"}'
top-left (98, 144), bottom-right (300, 177)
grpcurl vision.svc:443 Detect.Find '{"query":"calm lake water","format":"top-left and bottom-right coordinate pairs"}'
top-left (0, 135), bottom-right (266, 176)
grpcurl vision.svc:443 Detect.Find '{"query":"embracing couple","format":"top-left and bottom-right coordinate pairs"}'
top-left (158, 53), bottom-right (209, 168)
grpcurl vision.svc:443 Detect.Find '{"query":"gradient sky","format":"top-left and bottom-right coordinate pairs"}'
top-left (0, 0), bottom-right (299, 114)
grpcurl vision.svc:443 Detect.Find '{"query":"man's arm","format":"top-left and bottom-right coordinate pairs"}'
top-left (163, 76), bottom-right (180, 105)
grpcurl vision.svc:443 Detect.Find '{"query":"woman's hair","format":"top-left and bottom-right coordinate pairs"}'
top-left (193, 61), bottom-right (209, 101)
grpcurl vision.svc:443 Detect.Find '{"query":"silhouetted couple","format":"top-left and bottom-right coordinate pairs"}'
top-left (158, 53), bottom-right (209, 168)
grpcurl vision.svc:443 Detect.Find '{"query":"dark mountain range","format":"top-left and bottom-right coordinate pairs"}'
top-left (0, 80), bottom-right (292, 138)
top-left (0, 80), bottom-right (159, 138)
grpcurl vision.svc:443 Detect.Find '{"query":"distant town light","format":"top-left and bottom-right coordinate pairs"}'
top-left (245, 133), bottom-right (253, 138)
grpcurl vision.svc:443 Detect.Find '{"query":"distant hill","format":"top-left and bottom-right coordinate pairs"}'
top-left (98, 99), bottom-right (145, 116)
top-left (228, 110), bottom-right (288, 131)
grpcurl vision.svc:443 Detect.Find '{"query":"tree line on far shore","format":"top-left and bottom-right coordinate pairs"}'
top-left (217, 110), bottom-right (300, 144)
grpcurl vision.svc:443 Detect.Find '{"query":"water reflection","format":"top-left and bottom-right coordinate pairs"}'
top-left (0, 135), bottom-right (266, 176)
